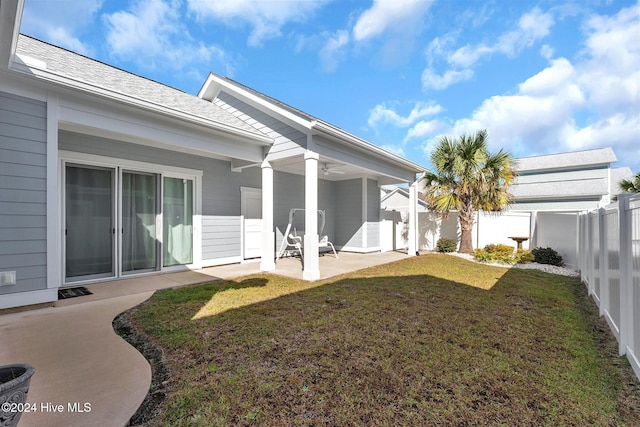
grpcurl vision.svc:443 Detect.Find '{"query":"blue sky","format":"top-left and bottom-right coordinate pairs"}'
top-left (20, 0), bottom-right (640, 173)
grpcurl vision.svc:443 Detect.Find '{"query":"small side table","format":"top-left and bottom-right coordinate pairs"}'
top-left (508, 236), bottom-right (529, 250)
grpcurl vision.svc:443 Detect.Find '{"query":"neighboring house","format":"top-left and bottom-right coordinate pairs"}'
top-left (0, 0), bottom-right (425, 309)
top-left (511, 147), bottom-right (633, 212)
top-left (380, 185), bottom-right (428, 212)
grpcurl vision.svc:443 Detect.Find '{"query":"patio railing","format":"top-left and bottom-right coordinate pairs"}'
top-left (578, 193), bottom-right (640, 380)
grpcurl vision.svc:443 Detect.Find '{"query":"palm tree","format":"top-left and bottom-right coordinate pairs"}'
top-left (619, 172), bottom-right (640, 194)
top-left (420, 130), bottom-right (516, 253)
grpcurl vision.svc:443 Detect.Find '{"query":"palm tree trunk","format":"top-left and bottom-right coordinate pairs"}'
top-left (458, 201), bottom-right (475, 253)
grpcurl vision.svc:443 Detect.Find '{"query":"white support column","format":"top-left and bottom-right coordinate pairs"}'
top-left (408, 180), bottom-right (418, 257)
top-left (260, 160), bottom-right (275, 271)
top-left (362, 177), bottom-right (367, 249)
top-left (303, 151), bottom-right (320, 280)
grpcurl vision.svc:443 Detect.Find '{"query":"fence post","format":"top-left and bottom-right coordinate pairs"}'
top-left (618, 193), bottom-right (633, 356)
top-left (579, 214), bottom-right (586, 285)
top-left (529, 210), bottom-right (537, 248)
top-left (585, 212), bottom-right (600, 298)
top-left (598, 207), bottom-right (607, 317)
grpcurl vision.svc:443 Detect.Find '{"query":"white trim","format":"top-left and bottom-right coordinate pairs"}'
top-left (59, 150), bottom-right (203, 178)
top-left (46, 93), bottom-right (60, 290)
top-left (0, 289), bottom-right (58, 310)
top-left (199, 73), bottom-right (312, 131)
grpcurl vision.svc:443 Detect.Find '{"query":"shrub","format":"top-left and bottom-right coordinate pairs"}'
top-left (515, 249), bottom-right (535, 264)
top-left (531, 247), bottom-right (564, 266)
top-left (484, 244), bottom-right (515, 257)
top-left (473, 244), bottom-right (533, 265)
top-left (436, 238), bottom-right (457, 253)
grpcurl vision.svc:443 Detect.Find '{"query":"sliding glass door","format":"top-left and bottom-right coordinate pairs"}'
top-left (65, 165), bottom-right (115, 280)
top-left (122, 171), bottom-right (159, 273)
top-left (64, 163), bottom-right (196, 283)
top-left (163, 177), bottom-right (193, 267)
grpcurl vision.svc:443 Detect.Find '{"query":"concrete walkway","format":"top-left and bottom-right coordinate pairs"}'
top-left (0, 251), bottom-right (407, 427)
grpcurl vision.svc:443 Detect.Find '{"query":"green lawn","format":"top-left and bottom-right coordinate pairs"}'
top-left (122, 254), bottom-right (640, 426)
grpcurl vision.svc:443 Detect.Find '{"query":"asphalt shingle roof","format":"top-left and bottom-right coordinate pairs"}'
top-left (15, 35), bottom-right (268, 139)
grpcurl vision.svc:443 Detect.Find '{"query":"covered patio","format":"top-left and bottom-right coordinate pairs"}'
top-left (199, 73), bottom-right (425, 281)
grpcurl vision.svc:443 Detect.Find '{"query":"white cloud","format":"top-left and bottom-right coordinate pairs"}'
top-left (577, 2), bottom-right (640, 115)
top-left (319, 30), bottom-right (350, 72)
top-left (496, 7), bottom-right (554, 56)
top-left (187, 0), bottom-right (330, 47)
top-left (540, 44), bottom-right (555, 60)
top-left (426, 1), bottom-right (640, 166)
top-left (421, 68), bottom-right (473, 90)
top-left (368, 101), bottom-right (443, 128)
top-left (424, 7), bottom-right (555, 92)
top-left (352, 0), bottom-right (434, 42)
top-left (20, 0), bottom-right (103, 55)
top-left (405, 119), bottom-right (445, 141)
top-left (447, 7), bottom-right (554, 69)
top-left (104, 0), bottom-right (233, 74)
top-left (446, 59), bottom-right (586, 154)
top-left (448, 44), bottom-right (492, 69)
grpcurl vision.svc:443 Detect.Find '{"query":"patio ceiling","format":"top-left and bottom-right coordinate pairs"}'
top-left (271, 154), bottom-right (412, 185)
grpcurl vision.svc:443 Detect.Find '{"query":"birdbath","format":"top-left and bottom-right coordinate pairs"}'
top-left (508, 236), bottom-right (529, 250)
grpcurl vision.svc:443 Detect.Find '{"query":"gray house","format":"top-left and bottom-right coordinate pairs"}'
top-left (512, 147), bottom-right (633, 212)
top-left (0, 0), bottom-right (425, 309)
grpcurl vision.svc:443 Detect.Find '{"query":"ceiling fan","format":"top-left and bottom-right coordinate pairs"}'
top-left (321, 163), bottom-right (345, 176)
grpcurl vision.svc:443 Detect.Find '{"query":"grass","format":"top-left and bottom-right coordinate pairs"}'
top-left (125, 254), bottom-right (640, 426)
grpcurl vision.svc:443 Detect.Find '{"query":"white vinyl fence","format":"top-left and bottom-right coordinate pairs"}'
top-left (380, 209), bottom-right (577, 257)
top-left (578, 193), bottom-right (640, 380)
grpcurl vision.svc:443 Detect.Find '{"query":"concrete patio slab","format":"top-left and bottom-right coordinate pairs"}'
top-left (0, 250), bottom-right (408, 426)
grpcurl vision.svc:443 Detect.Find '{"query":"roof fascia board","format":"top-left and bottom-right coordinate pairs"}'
top-left (312, 120), bottom-right (425, 174)
top-left (9, 57), bottom-right (273, 146)
top-left (199, 73), bottom-right (313, 131)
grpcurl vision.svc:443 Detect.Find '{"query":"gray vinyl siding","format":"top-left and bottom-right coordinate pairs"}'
top-left (367, 179), bottom-right (380, 247)
top-left (516, 167), bottom-right (608, 184)
top-left (273, 172), bottom-right (335, 252)
top-left (334, 179), bottom-right (363, 248)
top-left (215, 92), bottom-right (307, 160)
top-left (59, 131), bottom-right (263, 262)
top-left (0, 91), bottom-right (47, 295)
